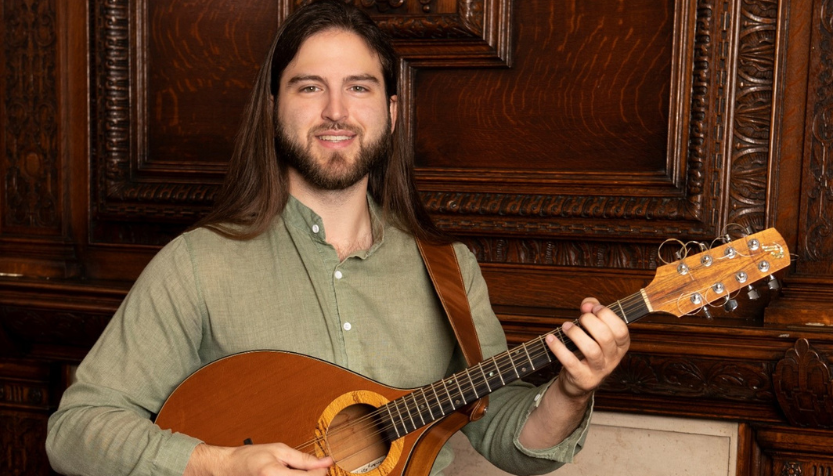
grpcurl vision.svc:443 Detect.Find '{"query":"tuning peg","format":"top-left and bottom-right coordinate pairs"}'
top-left (767, 275), bottom-right (781, 291)
top-left (746, 285), bottom-right (760, 300)
top-left (724, 299), bottom-right (738, 312)
top-left (701, 306), bottom-right (713, 319)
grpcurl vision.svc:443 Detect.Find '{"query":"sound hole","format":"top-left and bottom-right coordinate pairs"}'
top-left (327, 403), bottom-right (390, 474)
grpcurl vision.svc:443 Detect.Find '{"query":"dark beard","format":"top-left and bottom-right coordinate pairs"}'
top-left (275, 120), bottom-right (391, 191)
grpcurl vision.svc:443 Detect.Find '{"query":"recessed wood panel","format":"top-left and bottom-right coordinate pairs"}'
top-left (415, 0), bottom-right (675, 174)
top-left (144, 0), bottom-right (277, 167)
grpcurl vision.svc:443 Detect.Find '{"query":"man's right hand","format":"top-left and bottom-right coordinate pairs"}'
top-left (184, 442), bottom-right (333, 476)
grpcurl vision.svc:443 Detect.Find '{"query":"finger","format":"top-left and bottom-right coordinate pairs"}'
top-left (577, 313), bottom-right (616, 361)
top-left (545, 327), bottom-right (582, 370)
top-left (592, 305), bottom-right (631, 347)
top-left (273, 445), bottom-right (332, 470)
top-left (580, 297), bottom-right (600, 314)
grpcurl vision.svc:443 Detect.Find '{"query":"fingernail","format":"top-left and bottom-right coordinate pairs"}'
top-left (563, 322), bottom-right (574, 331)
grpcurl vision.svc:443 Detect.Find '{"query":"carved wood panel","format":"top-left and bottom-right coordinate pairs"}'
top-left (1, 0), bottom-right (61, 236)
top-left (773, 339), bottom-right (833, 429)
top-left (798, 0), bottom-right (833, 275)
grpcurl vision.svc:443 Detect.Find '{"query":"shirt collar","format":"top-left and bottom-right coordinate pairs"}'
top-left (283, 194), bottom-right (387, 257)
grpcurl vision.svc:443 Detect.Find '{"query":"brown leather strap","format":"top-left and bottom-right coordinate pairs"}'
top-left (416, 239), bottom-right (488, 421)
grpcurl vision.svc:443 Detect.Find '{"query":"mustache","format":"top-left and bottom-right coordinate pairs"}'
top-left (310, 122), bottom-right (361, 135)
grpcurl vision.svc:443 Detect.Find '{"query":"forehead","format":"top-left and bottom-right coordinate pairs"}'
top-left (280, 29), bottom-right (384, 83)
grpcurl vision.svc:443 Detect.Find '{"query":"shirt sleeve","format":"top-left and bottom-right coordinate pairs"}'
top-left (451, 243), bottom-right (593, 475)
top-left (46, 235), bottom-right (205, 476)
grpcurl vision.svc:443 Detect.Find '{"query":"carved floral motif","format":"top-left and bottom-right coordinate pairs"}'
top-left (603, 353), bottom-right (775, 402)
top-left (773, 339), bottom-right (833, 429)
top-left (780, 461), bottom-right (802, 476)
top-left (728, 0), bottom-right (777, 231)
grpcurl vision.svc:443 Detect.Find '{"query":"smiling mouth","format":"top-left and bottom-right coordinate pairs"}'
top-left (318, 135), bottom-right (353, 142)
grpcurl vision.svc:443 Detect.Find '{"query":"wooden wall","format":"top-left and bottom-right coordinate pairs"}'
top-left (1, 0), bottom-right (832, 474)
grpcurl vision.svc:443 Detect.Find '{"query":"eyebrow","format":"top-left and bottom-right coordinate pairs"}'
top-left (286, 74), bottom-right (381, 86)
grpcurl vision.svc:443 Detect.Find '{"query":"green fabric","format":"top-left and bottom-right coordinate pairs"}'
top-left (46, 196), bottom-right (590, 476)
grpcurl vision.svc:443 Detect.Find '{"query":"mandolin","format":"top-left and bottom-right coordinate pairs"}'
top-left (155, 228), bottom-right (789, 476)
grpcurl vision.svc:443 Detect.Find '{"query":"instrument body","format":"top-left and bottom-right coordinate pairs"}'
top-left (156, 228), bottom-right (790, 476)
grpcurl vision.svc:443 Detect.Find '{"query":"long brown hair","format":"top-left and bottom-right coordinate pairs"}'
top-left (195, 0), bottom-right (449, 244)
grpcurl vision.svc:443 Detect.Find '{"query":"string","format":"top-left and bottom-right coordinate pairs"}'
top-left (286, 294), bottom-right (651, 467)
top-left (284, 236), bottom-right (783, 466)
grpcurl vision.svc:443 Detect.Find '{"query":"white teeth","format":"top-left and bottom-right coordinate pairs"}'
top-left (320, 135), bottom-right (351, 141)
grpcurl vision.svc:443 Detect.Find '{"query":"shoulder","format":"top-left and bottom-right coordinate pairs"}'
top-left (451, 242), bottom-right (485, 287)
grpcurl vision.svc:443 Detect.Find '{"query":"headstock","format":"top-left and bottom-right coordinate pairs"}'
top-left (643, 228), bottom-right (789, 317)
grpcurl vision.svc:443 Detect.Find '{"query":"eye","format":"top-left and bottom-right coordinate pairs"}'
top-left (349, 85), bottom-right (370, 93)
top-left (299, 85), bottom-right (320, 93)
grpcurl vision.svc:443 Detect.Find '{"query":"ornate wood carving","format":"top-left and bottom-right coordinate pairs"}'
top-left (2, 0), bottom-right (60, 234)
top-left (462, 237), bottom-right (664, 269)
top-left (0, 411), bottom-right (50, 475)
top-left (604, 353), bottom-right (776, 403)
top-left (779, 461), bottom-right (802, 476)
top-left (802, 1), bottom-right (833, 265)
top-left (773, 339), bottom-right (833, 429)
top-left (92, 0), bottom-right (214, 223)
top-left (0, 379), bottom-right (47, 409)
top-left (727, 0), bottom-right (777, 232)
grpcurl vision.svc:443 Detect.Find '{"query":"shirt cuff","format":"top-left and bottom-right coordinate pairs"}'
top-left (152, 431), bottom-right (203, 476)
top-left (512, 382), bottom-right (594, 464)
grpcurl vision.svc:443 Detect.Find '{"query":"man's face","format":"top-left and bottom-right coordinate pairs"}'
top-left (276, 29), bottom-right (398, 191)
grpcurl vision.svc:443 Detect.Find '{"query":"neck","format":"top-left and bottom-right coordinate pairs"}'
top-left (288, 170), bottom-right (373, 260)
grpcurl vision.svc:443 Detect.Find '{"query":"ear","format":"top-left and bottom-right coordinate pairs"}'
top-left (389, 95), bottom-right (398, 133)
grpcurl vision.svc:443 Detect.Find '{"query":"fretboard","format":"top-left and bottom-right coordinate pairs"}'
top-left (378, 290), bottom-right (651, 441)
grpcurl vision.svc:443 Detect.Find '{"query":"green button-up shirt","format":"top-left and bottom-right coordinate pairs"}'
top-left (46, 196), bottom-right (590, 476)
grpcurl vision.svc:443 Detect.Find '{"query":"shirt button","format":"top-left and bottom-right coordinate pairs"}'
top-left (334, 270), bottom-right (343, 279)
top-left (343, 322), bottom-right (352, 331)
top-left (312, 224), bottom-right (320, 233)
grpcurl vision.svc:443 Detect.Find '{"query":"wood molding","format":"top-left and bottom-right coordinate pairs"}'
top-left (297, 0), bottom-right (514, 67)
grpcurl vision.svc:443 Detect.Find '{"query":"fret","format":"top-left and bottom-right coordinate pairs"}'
top-left (420, 388), bottom-right (435, 421)
top-left (542, 336), bottom-right (553, 362)
top-left (466, 370), bottom-right (479, 399)
top-left (386, 404), bottom-right (401, 438)
top-left (393, 399), bottom-right (408, 434)
top-left (506, 349), bottom-right (521, 378)
top-left (442, 378), bottom-right (456, 410)
top-left (411, 394), bottom-right (426, 426)
top-left (401, 396), bottom-right (417, 430)
top-left (479, 364), bottom-right (492, 392)
top-left (493, 357), bottom-right (506, 385)
top-left (452, 375), bottom-right (467, 405)
top-left (431, 383), bottom-right (446, 415)
top-left (616, 301), bottom-right (625, 322)
top-left (522, 344), bottom-right (536, 371)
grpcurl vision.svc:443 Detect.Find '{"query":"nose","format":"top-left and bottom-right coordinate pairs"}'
top-left (322, 90), bottom-right (348, 122)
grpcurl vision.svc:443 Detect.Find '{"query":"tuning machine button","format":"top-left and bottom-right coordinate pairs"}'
top-left (724, 298), bottom-right (739, 312)
top-left (767, 275), bottom-right (781, 291)
top-left (701, 306), bottom-right (713, 319)
top-left (747, 285), bottom-right (761, 300)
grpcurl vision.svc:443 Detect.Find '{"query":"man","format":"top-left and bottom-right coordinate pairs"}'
top-left (46, 2), bottom-right (630, 475)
